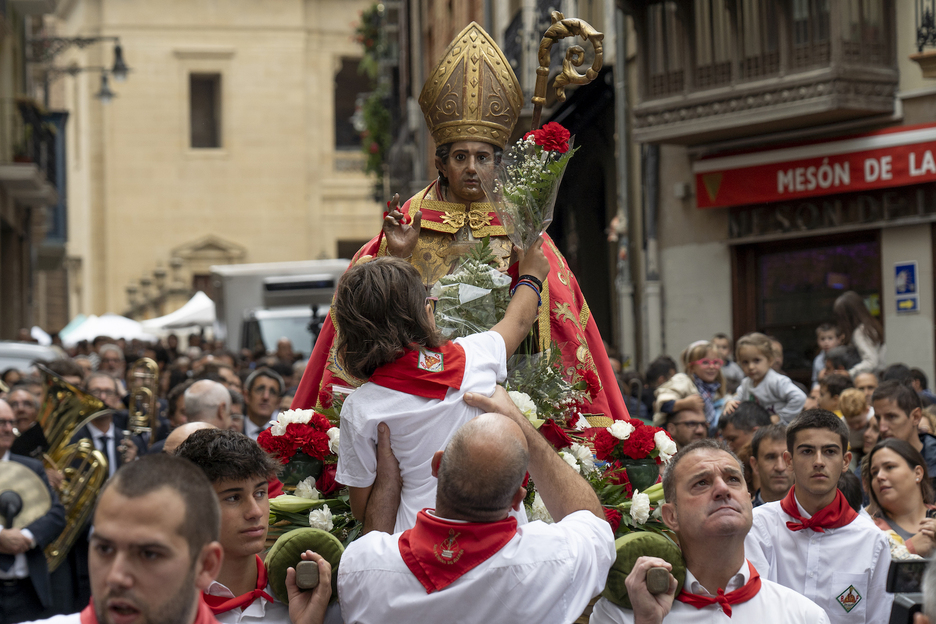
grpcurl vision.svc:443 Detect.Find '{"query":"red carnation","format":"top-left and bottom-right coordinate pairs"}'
top-left (619, 425), bottom-right (656, 460)
top-left (593, 429), bottom-right (619, 461)
top-left (257, 429), bottom-right (297, 462)
top-left (539, 419), bottom-right (573, 450)
top-left (604, 507), bottom-right (623, 533)
top-left (316, 463), bottom-right (341, 497)
top-left (577, 368), bottom-right (601, 399)
top-left (532, 122), bottom-right (571, 154)
top-left (317, 389), bottom-right (333, 409)
top-left (288, 424), bottom-right (330, 460)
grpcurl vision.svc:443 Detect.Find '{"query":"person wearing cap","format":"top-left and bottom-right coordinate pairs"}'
top-left (0, 398), bottom-right (65, 623)
top-left (243, 368), bottom-right (284, 441)
top-left (589, 439), bottom-right (828, 624)
top-left (290, 22), bottom-right (630, 425)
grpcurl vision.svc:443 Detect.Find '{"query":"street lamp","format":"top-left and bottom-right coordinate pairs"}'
top-left (95, 72), bottom-right (116, 104)
top-left (112, 43), bottom-right (129, 82)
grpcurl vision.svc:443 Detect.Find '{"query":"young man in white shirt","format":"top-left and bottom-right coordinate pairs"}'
top-left (590, 439), bottom-right (828, 624)
top-left (338, 387), bottom-right (615, 624)
top-left (744, 409), bottom-right (893, 624)
top-left (174, 429), bottom-right (332, 624)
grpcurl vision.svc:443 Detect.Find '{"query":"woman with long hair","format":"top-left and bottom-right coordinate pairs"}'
top-left (863, 438), bottom-right (936, 558)
top-left (833, 290), bottom-right (885, 377)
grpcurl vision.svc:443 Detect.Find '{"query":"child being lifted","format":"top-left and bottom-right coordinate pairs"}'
top-left (334, 239), bottom-right (550, 533)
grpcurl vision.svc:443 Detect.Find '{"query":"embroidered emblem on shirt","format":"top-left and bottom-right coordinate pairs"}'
top-left (418, 351), bottom-right (444, 373)
top-left (433, 529), bottom-right (463, 564)
top-left (836, 585), bottom-right (862, 613)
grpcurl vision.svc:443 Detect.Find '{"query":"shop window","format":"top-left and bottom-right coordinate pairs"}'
top-left (752, 237), bottom-right (880, 385)
top-left (334, 58), bottom-right (371, 150)
top-left (190, 74), bottom-right (221, 149)
top-left (791, 0), bottom-right (831, 70)
top-left (647, 2), bottom-right (685, 97)
top-left (738, 0), bottom-right (780, 80)
top-left (694, 0), bottom-right (733, 88)
top-left (842, 0), bottom-right (887, 66)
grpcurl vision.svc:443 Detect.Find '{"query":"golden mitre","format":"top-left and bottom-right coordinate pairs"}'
top-left (418, 22), bottom-right (524, 149)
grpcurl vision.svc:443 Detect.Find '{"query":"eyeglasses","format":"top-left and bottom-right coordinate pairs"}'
top-left (690, 358), bottom-right (724, 368)
top-left (674, 420), bottom-right (708, 429)
top-left (425, 296), bottom-right (438, 313)
top-left (7, 401), bottom-right (35, 409)
top-left (0, 419), bottom-right (15, 428)
top-left (89, 388), bottom-right (117, 398)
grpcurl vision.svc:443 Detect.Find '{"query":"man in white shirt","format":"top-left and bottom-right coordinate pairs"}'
top-left (590, 439), bottom-right (829, 624)
top-left (744, 409), bottom-right (893, 624)
top-left (338, 387), bottom-right (616, 624)
top-left (174, 429), bottom-right (332, 624)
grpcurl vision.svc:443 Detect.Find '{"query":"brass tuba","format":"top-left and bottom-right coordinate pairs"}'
top-left (35, 365), bottom-right (111, 571)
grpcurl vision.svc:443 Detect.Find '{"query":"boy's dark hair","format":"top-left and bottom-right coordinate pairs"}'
top-left (816, 322), bottom-right (837, 336)
top-left (871, 379), bottom-right (923, 416)
top-left (911, 368), bottom-right (929, 391)
top-left (882, 363), bottom-right (913, 383)
top-left (646, 356), bottom-right (677, 386)
top-left (825, 345), bottom-right (860, 371)
top-left (786, 409), bottom-right (849, 456)
top-left (837, 471), bottom-right (863, 512)
top-left (105, 454), bottom-right (220, 562)
top-left (718, 401), bottom-right (772, 433)
top-left (751, 424), bottom-right (788, 459)
top-left (174, 429), bottom-right (280, 484)
top-left (333, 257), bottom-right (443, 379)
top-left (820, 373), bottom-right (854, 398)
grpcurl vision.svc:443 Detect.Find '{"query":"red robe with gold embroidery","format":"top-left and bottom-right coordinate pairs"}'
top-left (291, 182), bottom-right (628, 422)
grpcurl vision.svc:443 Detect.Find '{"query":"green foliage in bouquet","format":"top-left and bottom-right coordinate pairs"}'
top-left (504, 341), bottom-right (588, 422)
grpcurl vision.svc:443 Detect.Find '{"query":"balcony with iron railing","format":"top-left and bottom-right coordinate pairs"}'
top-left (624, 0), bottom-right (899, 145)
top-left (0, 97), bottom-right (59, 206)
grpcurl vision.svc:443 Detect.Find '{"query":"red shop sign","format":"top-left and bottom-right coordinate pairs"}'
top-left (694, 122), bottom-right (936, 209)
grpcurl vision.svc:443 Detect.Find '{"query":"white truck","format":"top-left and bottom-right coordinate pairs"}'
top-left (210, 259), bottom-right (350, 356)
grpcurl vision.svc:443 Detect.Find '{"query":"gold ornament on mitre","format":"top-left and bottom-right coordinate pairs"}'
top-left (418, 22), bottom-right (523, 149)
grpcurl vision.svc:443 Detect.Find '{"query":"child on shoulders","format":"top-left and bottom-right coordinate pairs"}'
top-left (723, 332), bottom-right (806, 426)
top-left (812, 323), bottom-right (842, 385)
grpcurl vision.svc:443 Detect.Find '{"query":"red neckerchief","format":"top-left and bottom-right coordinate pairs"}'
top-left (675, 561), bottom-right (762, 617)
top-left (202, 555), bottom-right (275, 615)
top-left (780, 488), bottom-right (858, 533)
top-left (369, 342), bottom-right (466, 400)
top-left (80, 595), bottom-right (221, 624)
top-left (399, 509), bottom-right (518, 593)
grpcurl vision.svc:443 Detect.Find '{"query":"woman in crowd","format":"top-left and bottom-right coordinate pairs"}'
top-left (864, 438), bottom-right (936, 558)
top-left (652, 340), bottom-right (727, 434)
top-left (834, 290), bottom-right (886, 377)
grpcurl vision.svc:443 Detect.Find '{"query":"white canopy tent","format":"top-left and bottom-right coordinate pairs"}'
top-left (61, 314), bottom-right (158, 347)
top-left (140, 291), bottom-right (216, 333)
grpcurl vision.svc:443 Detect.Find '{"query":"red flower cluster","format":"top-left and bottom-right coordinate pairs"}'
top-left (539, 419), bottom-right (573, 450)
top-left (592, 419), bottom-right (666, 462)
top-left (577, 367), bottom-right (601, 399)
top-left (604, 507), bottom-right (623, 533)
top-left (257, 412), bottom-right (336, 462)
top-left (316, 463), bottom-right (341, 497)
top-left (524, 122), bottom-right (572, 154)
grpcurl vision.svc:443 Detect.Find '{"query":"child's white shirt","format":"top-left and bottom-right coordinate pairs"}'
top-left (733, 368), bottom-right (806, 425)
top-left (337, 330), bottom-right (527, 532)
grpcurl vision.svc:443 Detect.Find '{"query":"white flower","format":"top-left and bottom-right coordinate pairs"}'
top-left (608, 420), bottom-right (635, 441)
top-left (654, 430), bottom-right (678, 464)
top-left (295, 477), bottom-right (320, 500)
top-left (569, 443), bottom-right (597, 475)
top-left (631, 490), bottom-right (651, 525)
top-left (559, 451), bottom-right (579, 472)
top-left (270, 409), bottom-right (314, 435)
top-left (529, 492), bottom-right (553, 524)
top-left (507, 391), bottom-right (538, 421)
top-left (327, 427), bottom-right (340, 455)
top-left (308, 504), bottom-right (334, 531)
top-left (270, 421), bottom-right (288, 436)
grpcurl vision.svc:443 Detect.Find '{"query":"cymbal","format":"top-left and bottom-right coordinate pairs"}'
top-left (0, 461), bottom-right (52, 529)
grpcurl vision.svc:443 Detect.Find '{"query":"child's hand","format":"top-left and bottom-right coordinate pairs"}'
top-left (515, 237), bottom-right (550, 282)
top-left (722, 399), bottom-right (739, 415)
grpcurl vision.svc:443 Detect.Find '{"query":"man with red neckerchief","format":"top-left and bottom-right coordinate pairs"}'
top-left (337, 387), bottom-right (615, 624)
top-left (172, 429), bottom-right (334, 624)
top-left (744, 409), bottom-right (892, 624)
top-left (590, 439), bottom-right (828, 624)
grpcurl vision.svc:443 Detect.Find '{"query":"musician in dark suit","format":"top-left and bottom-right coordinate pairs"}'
top-left (0, 399), bottom-right (66, 623)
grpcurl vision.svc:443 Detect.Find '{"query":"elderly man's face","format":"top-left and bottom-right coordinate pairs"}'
top-left (100, 350), bottom-right (125, 376)
top-left (7, 389), bottom-right (38, 431)
top-left (87, 376), bottom-right (122, 410)
top-left (0, 401), bottom-right (16, 455)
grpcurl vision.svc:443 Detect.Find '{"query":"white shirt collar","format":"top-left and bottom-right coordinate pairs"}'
top-left (1, 450), bottom-right (9, 461)
top-left (90, 421), bottom-right (116, 440)
top-left (684, 559), bottom-right (750, 596)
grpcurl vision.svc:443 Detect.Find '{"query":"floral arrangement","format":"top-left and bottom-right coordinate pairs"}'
top-left (481, 121), bottom-right (578, 250)
top-left (267, 488), bottom-right (359, 548)
top-left (257, 409), bottom-right (339, 464)
top-left (593, 420), bottom-right (677, 465)
top-left (431, 236), bottom-right (512, 340)
top-left (504, 341), bottom-right (591, 424)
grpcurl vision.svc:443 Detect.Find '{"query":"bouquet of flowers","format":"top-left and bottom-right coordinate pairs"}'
top-left (267, 490), bottom-right (359, 548)
top-left (481, 122), bottom-right (578, 250)
top-left (504, 341), bottom-right (591, 425)
top-left (431, 236), bottom-right (512, 340)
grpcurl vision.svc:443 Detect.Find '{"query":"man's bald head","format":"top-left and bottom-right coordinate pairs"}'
top-left (183, 380), bottom-right (232, 429)
top-left (434, 413), bottom-right (529, 522)
top-left (164, 421), bottom-right (217, 455)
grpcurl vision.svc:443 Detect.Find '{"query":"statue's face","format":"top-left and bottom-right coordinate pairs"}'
top-left (436, 141), bottom-right (495, 204)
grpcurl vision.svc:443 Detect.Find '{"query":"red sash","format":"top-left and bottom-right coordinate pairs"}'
top-left (780, 488), bottom-right (857, 533)
top-left (79, 596), bottom-right (220, 624)
top-left (399, 509), bottom-right (518, 593)
top-left (202, 555), bottom-right (275, 615)
top-left (369, 343), bottom-right (466, 400)
top-left (675, 561), bottom-right (761, 617)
